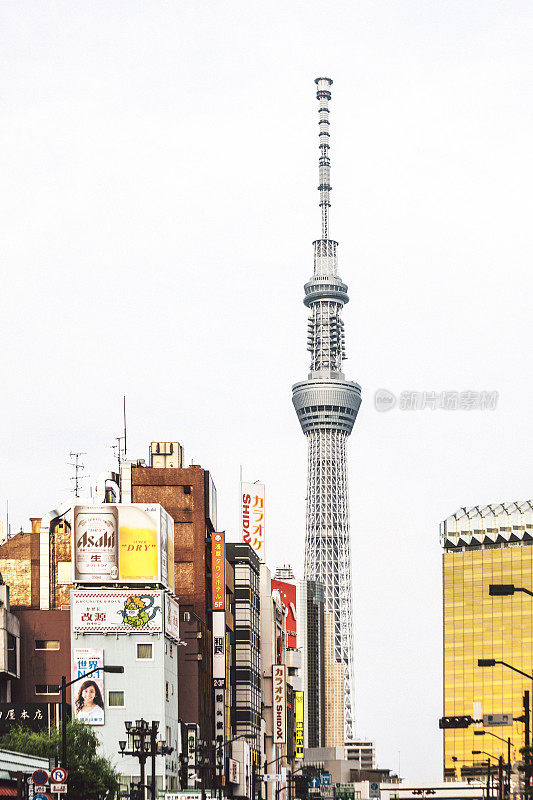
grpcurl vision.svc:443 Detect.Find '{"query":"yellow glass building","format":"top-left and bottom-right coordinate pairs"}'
top-left (441, 502), bottom-right (533, 780)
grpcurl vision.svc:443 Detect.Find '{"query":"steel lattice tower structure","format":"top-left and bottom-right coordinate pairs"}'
top-left (292, 77), bottom-right (362, 742)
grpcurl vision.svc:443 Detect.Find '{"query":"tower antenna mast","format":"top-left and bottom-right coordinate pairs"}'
top-left (292, 78), bottom-right (362, 743)
top-left (69, 452), bottom-right (87, 499)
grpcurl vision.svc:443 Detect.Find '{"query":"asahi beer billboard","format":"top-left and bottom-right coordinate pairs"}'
top-left (272, 664), bottom-right (286, 744)
top-left (73, 504), bottom-right (174, 588)
top-left (72, 589), bottom-right (164, 633)
top-left (240, 482), bottom-right (265, 560)
top-left (72, 648), bottom-right (104, 725)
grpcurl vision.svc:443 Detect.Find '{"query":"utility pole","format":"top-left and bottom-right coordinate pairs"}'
top-left (525, 690), bottom-right (531, 793)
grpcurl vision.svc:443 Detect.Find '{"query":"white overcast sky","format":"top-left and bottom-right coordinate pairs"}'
top-left (2, 0), bottom-right (533, 783)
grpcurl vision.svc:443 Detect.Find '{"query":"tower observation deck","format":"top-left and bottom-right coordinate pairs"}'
top-left (292, 78), bottom-right (361, 743)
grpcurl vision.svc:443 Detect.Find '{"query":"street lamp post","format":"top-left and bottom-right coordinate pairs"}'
top-left (477, 660), bottom-right (532, 786)
top-left (472, 752), bottom-right (492, 800)
top-left (61, 664), bottom-right (123, 770)
top-left (203, 734), bottom-right (255, 800)
top-left (474, 731), bottom-right (512, 799)
top-left (119, 718), bottom-right (173, 799)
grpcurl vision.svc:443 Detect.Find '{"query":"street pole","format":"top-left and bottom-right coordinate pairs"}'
top-left (140, 753), bottom-right (146, 800)
top-left (151, 722), bottom-right (157, 799)
top-left (218, 742), bottom-right (223, 800)
top-left (486, 758), bottom-right (491, 800)
top-left (498, 756), bottom-right (503, 800)
top-left (524, 690), bottom-right (531, 792)
top-left (61, 675), bottom-right (67, 769)
top-left (507, 738), bottom-right (511, 800)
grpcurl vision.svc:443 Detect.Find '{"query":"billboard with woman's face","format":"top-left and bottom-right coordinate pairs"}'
top-left (72, 648), bottom-right (105, 725)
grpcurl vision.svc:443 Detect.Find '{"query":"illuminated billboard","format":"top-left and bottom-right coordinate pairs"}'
top-left (271, 579), bottom-right (297, 648)
top-left (241, 482), bottom-right (265, 559)
top-left (212, 532), bottom-right (225, 610)
top-left (73, 504), bottom-right (174, 588)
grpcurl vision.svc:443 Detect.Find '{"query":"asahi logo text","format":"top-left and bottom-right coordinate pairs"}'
top-left (77, 529), bottom-right (116, 550)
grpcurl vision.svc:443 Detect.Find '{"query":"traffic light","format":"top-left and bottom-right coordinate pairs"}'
top-left (439, 715), bottom-right (474, 729)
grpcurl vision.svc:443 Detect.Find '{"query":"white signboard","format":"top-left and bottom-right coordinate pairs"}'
top-left (212, 611), bottom-right (225, 680)
top-left (229, 758), bottom-right (240, 784)
top-left (272, 664), bottom-right (286, 744)
top-left (187, 724), bottom-right (197, 788)
top-left (240, 482), bottom-right (265, 559)
top-left (165, 595), bottom-right (180, 641)
top-left (72, 589), bottom-right (163, 633)
top-left (72, 648), bottom-right (104, 725)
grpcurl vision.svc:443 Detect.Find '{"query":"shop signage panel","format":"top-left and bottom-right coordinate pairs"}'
top-left (272, 664), bottom-right (286, 744)
top-left (72, 589), bottom-right (163, 633)
top-left (241, 482), bottom-right (265, 559)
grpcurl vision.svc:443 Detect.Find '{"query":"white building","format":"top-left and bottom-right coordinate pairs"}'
top-left (70, 587), bottom-right (180, 797)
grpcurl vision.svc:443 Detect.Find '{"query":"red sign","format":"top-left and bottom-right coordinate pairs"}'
top-left (212, 532), bottom-right (225, 610)
top-left (271, 579), bottom-right (297, 648)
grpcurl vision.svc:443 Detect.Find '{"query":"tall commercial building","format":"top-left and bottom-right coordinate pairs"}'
top-left (441, 502), bottom-right (533, 779)
top-left (273, 567), bottom-right (326, 749)
top-left (292, 77), bottom-right (361, 742)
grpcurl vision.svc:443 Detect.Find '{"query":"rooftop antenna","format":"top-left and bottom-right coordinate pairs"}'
top-left (69, 452), bottom-right (87, 499)
top-left (123, 394), bottom-right (127, 458)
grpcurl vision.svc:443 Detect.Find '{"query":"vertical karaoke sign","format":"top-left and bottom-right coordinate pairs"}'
top-left (212, 531), bottom-right (226, 751)
top-left (272, 664), bottom-right (286, 744)
top-left (240, 482), bottom-right (265, 560)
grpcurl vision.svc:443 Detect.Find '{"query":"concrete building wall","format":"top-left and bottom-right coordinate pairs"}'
top-left (12, 609), bottom-right (71, 705)
top-left (73, 630), bottom-right (179, 793)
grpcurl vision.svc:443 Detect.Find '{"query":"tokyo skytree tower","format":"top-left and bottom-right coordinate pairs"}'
top-left (292, 78), bottom-right (362, 742)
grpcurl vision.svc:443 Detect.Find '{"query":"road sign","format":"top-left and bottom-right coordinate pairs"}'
top-left (310, 777), bottom-right (320, 788)
top-left (51, 785), bottom-right (67, 794)
top-left (484, 713), bottom-right (513, 727)
top-left (34, 795), bottom-right (48, 800)
top-left (51, 767), bottom-right (68, 783)
top-left (321, 774), bottom-right (332, 786)
top-left (264, 774), bottom-right (283, 782)
top-left (32, 770), bottom-right (48, 786)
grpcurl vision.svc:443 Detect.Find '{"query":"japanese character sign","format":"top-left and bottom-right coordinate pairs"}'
top-left (241, 482), bottom-right (265, 559)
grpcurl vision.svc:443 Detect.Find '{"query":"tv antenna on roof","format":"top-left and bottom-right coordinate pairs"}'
top-left (69, 452), bottom-right (87, 498)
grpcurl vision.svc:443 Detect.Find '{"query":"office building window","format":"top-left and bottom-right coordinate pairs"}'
top-left (35, 640), bottom-right (60, 650)
top-left (136, 643), bottom-right (153, 660)
top-left (35, 685), bottom-right (59, 695)
top-left (108, 691), bottom-right (125, 707)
